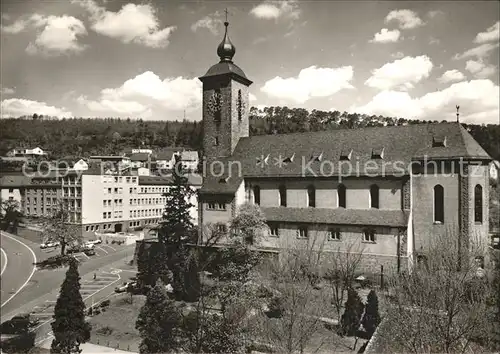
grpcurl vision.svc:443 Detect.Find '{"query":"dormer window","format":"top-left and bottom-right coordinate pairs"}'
top-left (256, 154), bottom-right (270, 167)
top-left (309, 152), bottom-right (324, 162)
top-left (219, 177), bottom-right (229, 184)
top-left (283, 153), bottom-right (295, 163)
top-left (432, 136), bottom-right (447, 147)
top-left (371, 147), bottom-right (384, 159)
top-left (340, 149), bottom-right (353, 161)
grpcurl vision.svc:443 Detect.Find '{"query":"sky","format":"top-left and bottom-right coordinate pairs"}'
top-left (0, 0), bottom-right (499, 124)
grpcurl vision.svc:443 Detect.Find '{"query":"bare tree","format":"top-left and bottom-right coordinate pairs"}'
top-left (324, 240), bottom-right (365, 320)
top-left (177, 203), bottom-right (265, 353)
top-left (257, 233), bottom-right (331, 354)
top-left (41, 201), bottom-right (82, 256)
top-left (384, 229), bottom-right (491, 353)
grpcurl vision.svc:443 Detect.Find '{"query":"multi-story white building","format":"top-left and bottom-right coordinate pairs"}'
top-left (1, 168), bottom-right (201, 236)
top-left (72, 172), bottom-right (201, 236)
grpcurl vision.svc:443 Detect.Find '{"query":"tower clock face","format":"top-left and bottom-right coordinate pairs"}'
top-left (207, 92), bottom-right (223, 117)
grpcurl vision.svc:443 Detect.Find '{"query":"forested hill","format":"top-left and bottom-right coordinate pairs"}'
top-left (0, 107), bottom-right (499, 161)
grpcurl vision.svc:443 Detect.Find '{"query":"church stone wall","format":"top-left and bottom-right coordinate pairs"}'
top-left (468, 164), bottom-right (490, 253)
top-left (260, 224), bottom-right (401, 256)
top-left (412, 164), bottom-right (460, 252)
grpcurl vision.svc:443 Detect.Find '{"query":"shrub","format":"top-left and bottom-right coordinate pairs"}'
top-left (340, 288), bottom-right (364, 336)
top-left (266, 296), bottom-right (285, 318)
top-left (96, 326), bottom-right (113, 336)
top-left (100, 300), bottom-right (110, 308)
top-left (362, 290), bottom-right (381, 336)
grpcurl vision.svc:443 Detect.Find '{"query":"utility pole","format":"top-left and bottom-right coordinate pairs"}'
top-left (456, 105), bottom-right (460, 123)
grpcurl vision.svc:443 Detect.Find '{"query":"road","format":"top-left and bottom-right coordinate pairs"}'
top-left (0, 232), bottom-right (37, 310)
top-left (1, 247), bottom-right (7, 275)
top-left (32, 259), bottom-right (138, 346)
top-left (0, 231), bottom-right (136, 322)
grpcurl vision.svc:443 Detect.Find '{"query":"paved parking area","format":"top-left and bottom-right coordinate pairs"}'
top-left (28, 269), bottom-right (121, 325)
top-left (39, 243), bottom-right (129, 264)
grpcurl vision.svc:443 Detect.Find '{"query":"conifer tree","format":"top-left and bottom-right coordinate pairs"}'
top-left (361, 290), bottom-right (381, 336)
top-left (50, 258), bottom-right (90, 354)
top-left (158, 154), bottom-right (195, 299)
top-left (136, 279), bottom-right (180, 353)
top-left (340, 288), bottom-right (364, 336)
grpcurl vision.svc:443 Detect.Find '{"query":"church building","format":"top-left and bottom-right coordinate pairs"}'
top-left (197, 20), bottom-right (492, 271)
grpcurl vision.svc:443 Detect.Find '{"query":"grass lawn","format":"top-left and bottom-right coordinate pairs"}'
top-left (88, 294), bottom-right (144, 353)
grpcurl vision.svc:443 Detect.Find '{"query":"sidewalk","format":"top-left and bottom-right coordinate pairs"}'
top-left (39, 341), bottom-right (137, 353)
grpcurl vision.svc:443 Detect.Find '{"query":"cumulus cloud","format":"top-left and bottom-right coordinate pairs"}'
top-left (27, 15), bottom-right (87, 56)
top-left (250, 0), bottom-right (301, 20)
top-left (385, 9), bottom-right (424, 29)
top-left (249, 93), bottom-right (257, 102)
top-left (465, 59), bottom-right (497, 79)
top-left (438, 69), bottom-right (465, 84)
top-left (365, 56), bottom-right (433, 90)
top-left (191, 12), bottom-right (222, 35)
top-left (260, 66), bottom-right (354, 104)
top-left (1, 13), bottom-right (87, 56)
top-left (391, 51), bottom-right (405, 59)
top-left (76, 71), bottom-right (202, 117)
top-left (1, 98), bottom-right (72, 118)
top-left (369, 28), bottom-right (401, 43)
top-left (77, 95), bottom-right (152, 117)
top-left (1, 87), bottom-right (16, 95)
top-left (454, 42), bottom-right (499, 60)
top-left (474, 21), bottom-right (500, 44)
top-left (352, 79), bottom-right (499, 124)
top-left (72, 0), bottom-right (176, 48)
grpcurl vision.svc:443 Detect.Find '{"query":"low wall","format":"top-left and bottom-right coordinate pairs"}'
top-left (94, 232), bottom-right (144, 245)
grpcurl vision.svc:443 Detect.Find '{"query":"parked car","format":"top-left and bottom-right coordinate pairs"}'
top-left (83, 242), bottom-right (95, 250)
top-left (83, 248), bottom-right (95, 256)
top-left (88, 239), bottom-right (102, 245)
top-left (115, 281), bottom-right (134, 293)
top-left (40, 241), bottom-right (59, 249)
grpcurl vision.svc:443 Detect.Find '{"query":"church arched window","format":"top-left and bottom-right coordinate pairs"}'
top-left (279, 184), bottom-right (287, 207)
top-left (434, 184), bottom-right (444, 223)
top-left (338, 184), bottom-right (346, 208)
top-left (253, 186), bottom-right (261, 205)
top-left (370, 184), bottom-right (379, 209)
top-left (474, 184), bottom-right (483, 223)
top-left (307, 185), bottom-right (316, 208)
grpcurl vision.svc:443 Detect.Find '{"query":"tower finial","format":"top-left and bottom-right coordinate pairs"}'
top-left (456, 105), bottom-right (460, 123)
top-left (217, 9), bottom-right (235, 62)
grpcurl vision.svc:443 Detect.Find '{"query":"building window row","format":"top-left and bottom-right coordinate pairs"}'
top-left (27, 189), bottom-right (58, 195)
top-left (129, 197), bottom-right (166, 206)
top-left (266, 225), bottom-right (374, 243)
top-left (86, 223), bottom-right (114, 232)
top-left (130, 209), bottom-right (163, 218)
top-left (254, 183), bottom-right (379, 209)
top-left (102, 177), bottom-right (137, 184)
top-left (207, 202), bottom-right (226, 210)
top-left (139, 187), bottom-right (171, 194)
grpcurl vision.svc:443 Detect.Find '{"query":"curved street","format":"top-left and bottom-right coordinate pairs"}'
top-left (0, 231), bottom-right (37, 310)
top-left (0, 231), bottom-right (135, 322)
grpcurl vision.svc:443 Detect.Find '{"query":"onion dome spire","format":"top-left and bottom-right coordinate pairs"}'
top-left (217, 19), bottom-right (235, 62)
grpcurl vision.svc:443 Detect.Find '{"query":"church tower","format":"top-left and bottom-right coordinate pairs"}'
top-left (199, 19), bottom-right (252, 160)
